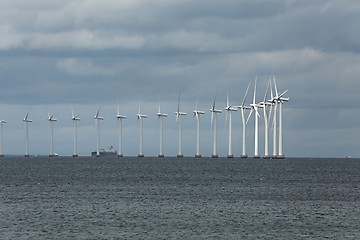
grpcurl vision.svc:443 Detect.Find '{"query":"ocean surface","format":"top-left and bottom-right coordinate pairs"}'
top-left (0, 157), bottom-right (359, 239)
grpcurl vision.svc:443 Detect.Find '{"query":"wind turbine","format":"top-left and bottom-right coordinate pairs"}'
top-left (272, 76), bottom-right (289, 159)
top-left (23, 111), bottom-right (32, 157)
top-left (72, 111), bottom-right (80, 157)
top-left (247, 77), bottom-right (261, 158)
top-left (116, 105), bottom-right (126, 157)
top-left (193, 97), bottom-right (205, 158)
top-left (94, 108), bottom-right (104, 157)
top-left (137, 103), bottom-right (147, 157)
top-left (225, 92), bottom-right (237, 158)
top-left (269, 78), bottom-right (278, 159)
top-left (0, 120), bottom-right (6, 157)
top-left (235, 81), bottom-right (251, 158)
top-left (156, 104), bottom-right (167, 158)
top-left (210, 95), bottom-right (222, 158)
top-left (259, 79), bottom-right (272, 159)
top-left (48, 113), bottom-right (57, 157)
top-left (175, 91), bottom-right (186, 158)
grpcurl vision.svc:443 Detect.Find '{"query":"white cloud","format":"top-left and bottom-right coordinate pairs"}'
top-left (56, 58), bottom-right (114, 76)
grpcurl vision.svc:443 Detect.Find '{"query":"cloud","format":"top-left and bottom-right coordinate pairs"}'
top-left (57, 58), bottom-right (114, 76)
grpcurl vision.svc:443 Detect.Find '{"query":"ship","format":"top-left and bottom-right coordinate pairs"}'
top-left (91, 146), bottom-right (117, 157)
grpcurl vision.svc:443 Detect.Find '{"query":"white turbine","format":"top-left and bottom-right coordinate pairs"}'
top-left (247, 78), bottom-right (261, 158)
top-left (137, 103), bottom-right (147, 157)
top-left (48, 113), bottom-right (57, 157)
top-left (94, 108), bottom-right (104, 157)
top-left (156, 104), bottom-right (167, 158)
top-left (225, 92), bottom-right (237, 158)
top-left (235, 81), bottom-right (251, 158)
top-left (269, 78), bottom-right (278, 159)
top-left (116, 105), bottom-right (126, 157)
top-left (175, 91), bottom-right (186, 158)
top-left (72, 111), bottom-right (80, 157)
top-left (210, 96), bottom-right (222, 158)
top-left (272, 76), bottom-right (289, 159)
top-left (259, 79), bottom-right (272, 159)
top-left (0, 120), bottom-right (6, 157)
top-left (193, 97), bottom-right (205, 158)
top-left (23, 111), bottom-right (32, 157)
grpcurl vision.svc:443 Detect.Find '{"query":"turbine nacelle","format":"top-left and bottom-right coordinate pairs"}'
top-left (193, 110), bottom-right (205, 115)
top-left (23, 112), bottom-right (32, 123)
top-left (48, 114), bottom-right (57, 122)
top-left (156, 113), bottom-right (168, 117)
top-left (116, 114), bottom-right (126, 119)
top-left (94, 108), bottom-right (103, 120)
top-left (0, 120), bottom-right (6, 124)
top-left (225, 106), bottom-right (237, 112)
top-left (72, 111), bottom-right (81, 121)
top-left (210, 108), bottom-right (222, 113)
top-left (137, 114), bottom-right (148, 119)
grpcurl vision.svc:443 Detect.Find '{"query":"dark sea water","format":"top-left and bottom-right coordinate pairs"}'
top-left (0, 157), bottom-right (360, 239)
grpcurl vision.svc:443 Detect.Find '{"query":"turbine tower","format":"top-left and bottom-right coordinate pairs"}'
top-left (137, 103), bottom-right (147, 157)
top-left (94, 108), bottom-right (104, 157)
top-left (23, 111), bottom-right (32, 157)
top-left (248, 78), bottom-right (261, 158)
top-left (156, 104), bottom-right (167, 158)
top-left (175, 91), bottom-right (186, 158)
top-left (259, 79), bottom-right (272, 159)
top-left (48, 113), bottom-right (57, 157)
top-left (210, 96), bottom-right (222, 158)
top-left (269, 79), bottom-right (278, 159)
top-left (193, 97), bottom-right (205, 158)
top-left (0, 120), bottom-right (6, 157)
top-left (225, 92), bottom-right (237, 158)
top-left (273, 76), bottom-right (289, 159)
top-left (235, 81), bottom-right (251, 158)
top-left (116, 106), bottom-right (126, 157)
top-left (72, 111), bottom-right (80, 157)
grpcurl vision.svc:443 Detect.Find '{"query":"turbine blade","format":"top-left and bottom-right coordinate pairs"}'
top-left (279, 89), bottom-right (289, 98)
top-left (255, 107), bottom-right (261, 118)
top-left (273, 75), bottom-right (279, 97)
top-left (246, 109), bottom-right (253, 124)
top-left (195, 97), bottom-right (198, 111)
top-left (177, 90), bottom-right (181, 113)
top-left (96, 107), bottom-right (101, 118)
top-left (264, 78), bottom-right (270, 102)
top-left (242, 81), bottom-right (251, 106)
top-left (252, 76), bottom-right (257, 104)
top-left (270, 79), bottom-right (274, 101)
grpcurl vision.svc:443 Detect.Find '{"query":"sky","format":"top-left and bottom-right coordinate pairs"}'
top-left (0, 0), bottom-right (360, 157)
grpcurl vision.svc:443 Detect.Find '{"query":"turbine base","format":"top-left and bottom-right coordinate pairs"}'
top-left (158, 154), bottom-right (164, 158)
top-left (240, 154), bottom-right (248, 158)
top-left (272, 155), bottom-right (278, 159)
top-left (263, 155), bottom-right (271, 159)
top-left (24, 154), bottom-right (30, 157)
top-left (49, 154), bottom-right (56, 157)
top-left (211, 154), bottom-right (218, 158)
top-left (138, 154), bottom-right (144, 158)
top-left (277, 155), bottom-right (285, 159)
top-left (195, 154), bottom-right (202, 158)
top-left (177, 154), bottom-right (183, 158)
top-left (72, 154), bottom-right (78, 157)
top-left (227, 154), bottom-right (234, 158)
top-left (117, 154), bottom-right (123, 157)
top-left (0, 154), bottom-right (4, 157)
top-left (253, 155), bottom-right (260, 159)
